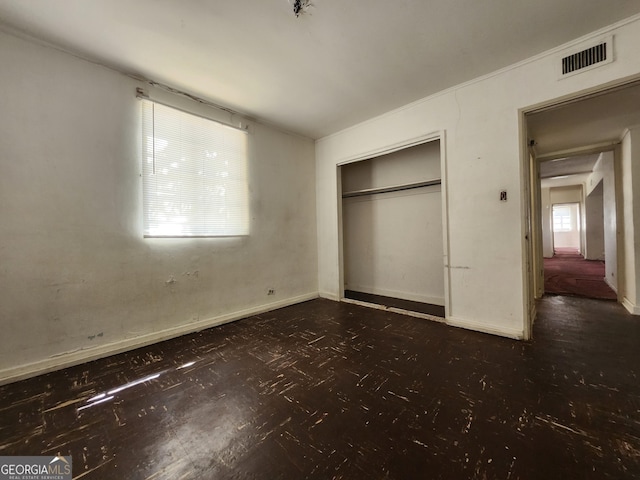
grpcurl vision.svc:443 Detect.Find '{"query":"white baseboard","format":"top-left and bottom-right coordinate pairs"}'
top-left (622, 297), bottom-right (640, 315)
top-left (344, 285), bottom-right (445, 306)
top-left (0, 292), bottom-right (319, 386)
top-left (446, 315), bottom-right (524, 340)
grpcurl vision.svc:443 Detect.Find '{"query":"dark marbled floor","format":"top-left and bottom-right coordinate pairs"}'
top-left (0, 295), bottom-right (639, 479)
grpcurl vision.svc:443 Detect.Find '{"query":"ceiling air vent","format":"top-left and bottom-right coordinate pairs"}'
top-left (558, 36), bottom-right (613, 79)
top-left (562, 43), bottom-right (606, 74)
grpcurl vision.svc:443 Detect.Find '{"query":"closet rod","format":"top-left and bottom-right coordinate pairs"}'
top-left (342, 179), bottom-right (441, 199)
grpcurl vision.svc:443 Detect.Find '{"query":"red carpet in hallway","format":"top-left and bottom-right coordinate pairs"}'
top-left (544, 248), bottom-right (617, 300)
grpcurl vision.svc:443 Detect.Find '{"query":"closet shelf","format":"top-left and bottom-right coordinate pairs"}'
top-left (342, 179), bottom-right (441, 198)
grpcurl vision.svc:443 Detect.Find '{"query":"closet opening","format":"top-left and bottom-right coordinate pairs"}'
top-left (339, 139), bottom-right (445, 319)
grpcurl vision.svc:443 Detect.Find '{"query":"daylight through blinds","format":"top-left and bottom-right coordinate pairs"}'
top-left (141, 100), bottom-right (249, 237)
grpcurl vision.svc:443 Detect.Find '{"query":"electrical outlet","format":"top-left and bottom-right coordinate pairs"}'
top-left (267, 288), bottom-right (275, 296)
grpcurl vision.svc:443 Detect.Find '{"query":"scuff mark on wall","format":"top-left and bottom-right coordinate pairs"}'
top-left (165, 276), bottom-right (177, 285)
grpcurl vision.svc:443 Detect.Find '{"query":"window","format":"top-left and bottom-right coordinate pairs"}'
top-left (552, 204), bottom-right (576, 232)
top-left (141, 100), bottom-right (249, 237)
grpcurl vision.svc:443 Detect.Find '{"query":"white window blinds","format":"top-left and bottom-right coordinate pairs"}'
top-left (141, 100), bottom-right (249, 237)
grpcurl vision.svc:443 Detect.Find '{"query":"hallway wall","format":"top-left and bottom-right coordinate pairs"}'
top-left (621, 127), bottom-right (640, 313)
top-left (590, 152), bottom-right (618, 292)
top-left (584, 181), bottom-right (605, 260)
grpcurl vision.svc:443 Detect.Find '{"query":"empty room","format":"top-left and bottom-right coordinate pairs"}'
top-left (1, 1), bottom-right (640, 479)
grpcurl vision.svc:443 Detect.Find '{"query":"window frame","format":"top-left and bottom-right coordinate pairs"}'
top-left (552, 203), bottom-right (578, 233)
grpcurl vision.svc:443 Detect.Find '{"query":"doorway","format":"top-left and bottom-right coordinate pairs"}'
top-left (523, 79), bottom-right (640, 328)
top-left (552, 202), bottom-right (581, 254)
top-left (536, 155), bottom-right (617, 300)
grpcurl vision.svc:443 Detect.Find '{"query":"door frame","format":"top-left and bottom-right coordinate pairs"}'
top-left (520, 78), bottom-right (640, 337)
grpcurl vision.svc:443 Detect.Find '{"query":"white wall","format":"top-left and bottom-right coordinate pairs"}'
top-left (620, 128), bottom-right (640, 312)
top-left (540, 186), bottom-right (553, 258)
top-left (548, 185), bottom-right (583, 204)
top-left (584, 153), bottom-right (616, 270)
top-left (584, 181), bottom-right (605, 260)
top-left (0, 31), bottom-right (318, 383)
top-left (587, 152), bottom-right (618, 291)
top-left (341, 141), bottom-right (443, 305)
top-left (316, 15), bottom-right (640, 338)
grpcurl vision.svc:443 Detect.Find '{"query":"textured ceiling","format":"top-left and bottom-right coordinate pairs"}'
top-left (539, 155), bottom-right (600, 179)
top-left (1, 0), bottom-right (640, 138)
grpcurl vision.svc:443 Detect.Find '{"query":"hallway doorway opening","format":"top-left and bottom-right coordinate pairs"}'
top-left (522, 78), bottom-right (640, 334)
top-left (537, 157), bottom-right (616, 301)
top-left (552, 202), bottom-right (581, 254)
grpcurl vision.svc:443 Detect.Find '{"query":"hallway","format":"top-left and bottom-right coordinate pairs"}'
top-left (544, 248), bottom-right (617, 300)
